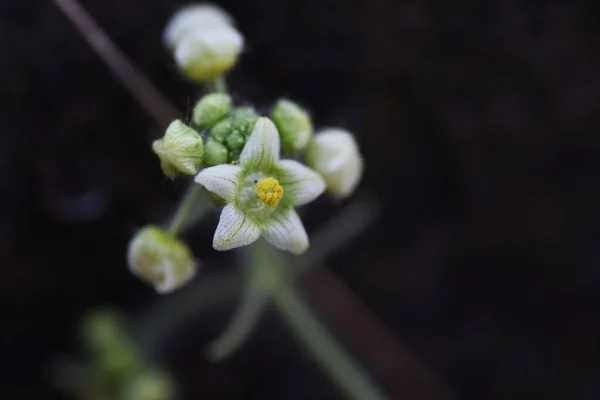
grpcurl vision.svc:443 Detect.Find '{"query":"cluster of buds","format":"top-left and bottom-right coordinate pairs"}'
top-left (129, 4), bottom-right (365, 294)
top-left (163, 4), bottom-right (244, 82)
top-left (80, 310), bottom-right (175, 400)
top-left (151, 93), bottom-right (261, 176)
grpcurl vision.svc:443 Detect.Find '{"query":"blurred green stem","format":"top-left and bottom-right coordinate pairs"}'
top-left (166, 183), bottom-right (208, 236)
top-left (255, 241), bottom-right (390, 400)
top-left (205, 260), bottom-right (268, 360)
top-left (207, 76), bottom-right (227, 94)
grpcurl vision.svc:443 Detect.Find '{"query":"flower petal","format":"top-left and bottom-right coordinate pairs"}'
top-left (260, 208), bottom-right (309, 255)
top-left (213, 204), bottom-right (261, 251)
top-left (240, 117), bottom-right (280, 170)
top-left (195, 164), bottom-right (242, 202)
top-left (154, 260), bottom-right (198, 294)
top-left (278, 160), bottom-right (326, 205)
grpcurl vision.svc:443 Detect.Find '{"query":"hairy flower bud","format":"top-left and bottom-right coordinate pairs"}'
top-left (210, 118), bottom-right (232, 143)
top-left (127, 226), bottom-right (198, 294)
top-left (306, 129), bottom-right (363, 199)
top-left (230, 106), bottom-right (258, 136)
top-left (271, 99), bottom-right (313, 154)
top-left (205, 107), bottom-right (259, 163)
top-left (192, 93), bottom-right (231, 129)
top-left (163, 3), bottom-right (233, 49)
top-left (153, 120), bottom-right (204, 178)
top-left (174, 27), bottom-right (243, 83)
top-left (203, 138), bottom-right (229, 167)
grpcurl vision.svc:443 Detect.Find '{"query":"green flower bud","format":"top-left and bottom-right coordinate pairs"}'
top-left (192, 93), bottom-right (231, 129)
top-left (231, 106), bottom-right (258, 136)
top-left (153, 120), bottom-right (204, 178)
top-left (121, 369), bottom-right (175, 400)
top-left (174, 27), bottom-right (244, 83)
top-left (210, 118), bottom-right (232, 143)
top-left (226, 130), bottom-right (245, 152)
top-left (204, 107), bottom-right (260, 163)
top-left (81, 310), bottom-right (142, 386)
top-left (203, 138), bottom-right (229, 166)
top-left (127, 226), bottom-right (198, 294)
top-left (271, 99), bottom-right (313, 154)
top-left (82, 310), bottom-right (129, 355)
top-left (95, 347), bottom-right (142, 387)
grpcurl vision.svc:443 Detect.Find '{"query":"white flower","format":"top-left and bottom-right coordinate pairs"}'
top-left (195, 117), bottom-right (326, 254)
top-left (127, 226), bottom-right (198, 294)
top-left (174, 26), bottom-right (244, 82)
top-left (306, 128), bottom-right (363, 199)
top-left (163, 3), bottom-right (233, 49)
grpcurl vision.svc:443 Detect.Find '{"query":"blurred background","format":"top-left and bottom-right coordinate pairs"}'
top-left (1, 0), bottom-right (599, 399)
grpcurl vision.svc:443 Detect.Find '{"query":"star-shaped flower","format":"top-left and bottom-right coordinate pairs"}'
top-left (195, 117), bottom-right (326, 254)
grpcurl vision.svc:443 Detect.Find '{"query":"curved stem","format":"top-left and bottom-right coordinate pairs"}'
top-left (53, 0), bottom-right (180, 127)
top-left (205, 262), bottom-right (268, 360)
top-left (256, 242), bottom-right (390, 400)
top-left (167, 183), bottom-right (210, 236)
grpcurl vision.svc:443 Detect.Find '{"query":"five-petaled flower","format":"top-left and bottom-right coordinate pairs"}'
top-left (195, 117), bottom-right (326, 254)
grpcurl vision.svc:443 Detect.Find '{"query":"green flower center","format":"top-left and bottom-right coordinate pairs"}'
top-left (238, 173), bottom-right (285, 219)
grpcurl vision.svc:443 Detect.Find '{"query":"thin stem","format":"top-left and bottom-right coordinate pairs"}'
top-left (136, 268), bottom-right (243, 360)
top-left (205, 261), bottom-right (268, 360)
top-left (257, 242), bottom-right (390, 400)
top-left (202, 197), bottom-right (380, 362)
top-left (207, 76), bottom-right (228, 93)
top-left (166, 183), bottom-right (209, 236)
top-left (53, 0), bottom-right (180, 127)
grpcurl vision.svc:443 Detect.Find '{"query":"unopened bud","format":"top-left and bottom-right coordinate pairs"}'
top-left (163, 4), bottom-right (233, 49)
top-left (174, 27), bottom-right (243, 83)
top-left (153, 120), bottom-right (204, 178)
top-left (210, 118), bottom-right (232, 143)
top-left (192, 93), bottom-right (231, 129)
top-left (121, 369), bottom-right (175, 400)
top-left (127, 226), bottom-right (198, 294)
top-left (230, 106), bottom-right (258, 136)
top-left (271, 99), bottom-right (313, 154)
top-left (203, 138), bottom-right (229, 166)
top-left (205, 107), bottom-right (259, 163)
top-left (81, 309), bottom-right (142, 385)
top-left (306, 129), bottom-right (363, 199)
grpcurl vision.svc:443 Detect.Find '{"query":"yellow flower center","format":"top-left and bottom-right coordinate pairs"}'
top-left (256, 177), bottom-right (284, 207)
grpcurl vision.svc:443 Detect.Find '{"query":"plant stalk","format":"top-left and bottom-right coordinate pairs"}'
top-left (256, 243), bottom-right (390, 400)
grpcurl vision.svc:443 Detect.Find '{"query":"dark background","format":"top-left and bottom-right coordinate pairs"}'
top-left (1, 0), bottom-right (599, 399)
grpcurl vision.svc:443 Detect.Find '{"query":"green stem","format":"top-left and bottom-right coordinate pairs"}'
top-left (207, 76), bottom-right (227, 94)
top-left (166, 184), bottom-right (208, 236)
top-left (205, 262), bottom-right (268, 360)
top-left (257, 243), bottom-right (390, 400)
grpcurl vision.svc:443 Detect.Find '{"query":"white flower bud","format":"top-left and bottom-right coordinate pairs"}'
top-left (306, 129), bottom-right (364, 199)
top-left (163, 3), bottom-right (233, 49)
top-left (152, 120), bottom-right (204, 178)
top-left (127, 226), bottom-right (198, 294)
top-left (174, 26), bottom-right (244, 83)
